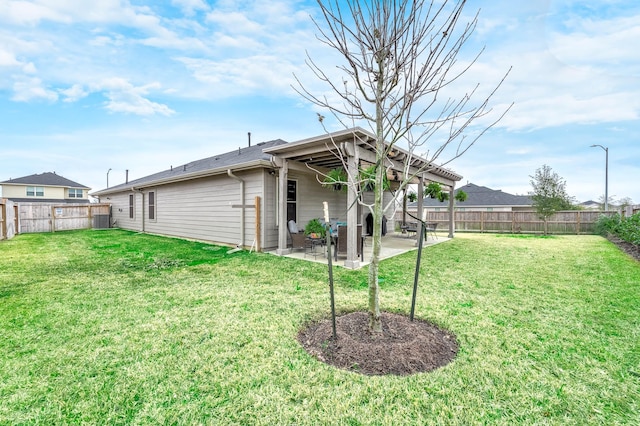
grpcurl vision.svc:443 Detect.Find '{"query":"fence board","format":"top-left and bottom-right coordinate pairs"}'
top-left (18, 203), bottom-right (111, 234)
top-left (395, 210), bottom-right (615, 235)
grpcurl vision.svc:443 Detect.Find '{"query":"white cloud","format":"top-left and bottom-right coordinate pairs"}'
top-left (0, 45), bottom-right (37, 75)
top-left (11, 76), bottom-right (58, 101)
top-left (172, 0), bottom-right (209, 16)
top-left (0, 49), bottom-right (22, 67)
top-left (206, 11), bottom-right (263, 34)
top-left (0, 1), bottom-right (70, 25)
top-left (60, 84), bottom-right (88, 102)
top-left (548, 15), bottom-right (640, 77)
top-left (176, 54), bottom-right (301, 98)
top-left (459, 7), bottom-right (640, 133)
top-left (98, 78), bottom-right (175, 116)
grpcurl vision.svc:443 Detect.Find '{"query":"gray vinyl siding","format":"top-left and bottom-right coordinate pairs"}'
top-left (140, 172), bottom-right (262, 246)
top-left (288, 170), bottom-right (348, 227)
top-left (110, 192), bottom-right (143, 232)
top-left (105, 171), bottom-right (264, 247)
top-left (102, 166), bottom-right (399, 250)
top-left (263, 171), bottom-right (279, 249)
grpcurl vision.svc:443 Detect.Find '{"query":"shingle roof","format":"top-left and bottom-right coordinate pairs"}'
top-left (1, 172), bottom-right (89, 189)
top-left (415, 183), bottom-right (532, 207)
top-left (96, 139), bottom-right (288, 193)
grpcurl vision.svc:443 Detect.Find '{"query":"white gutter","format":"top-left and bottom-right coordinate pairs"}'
top-left (94, 159), bottom-right (272, 197)
top-left (227, 169), bottom-right (245, 248)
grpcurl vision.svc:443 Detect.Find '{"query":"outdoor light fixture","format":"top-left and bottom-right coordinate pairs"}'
top-left (590, 145), bottom-right (608, 211)
top-left (107, 168), bottom-right (112, 188)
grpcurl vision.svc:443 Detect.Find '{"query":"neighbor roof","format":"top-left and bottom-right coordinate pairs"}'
top-left (417, 183), bottom-right (532, 207)
top-left (93, 139), bottom-right (287, 195)
top-left (1, 172), bottom-right (89, 189)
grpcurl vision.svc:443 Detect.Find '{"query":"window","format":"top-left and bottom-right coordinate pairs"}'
top-left (129, 194), bottom-right (134, 219)
top-left (148, 191), bottom-right (155, 220)
top-left (68, 188), bottom-right (83, 198)
top-left (286, 180), bottom-right (297, 223)
top-left (26, 186), bottom-right (44, 197)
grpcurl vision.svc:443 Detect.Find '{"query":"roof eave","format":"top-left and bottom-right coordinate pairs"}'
top-left (92, 159), bottom-right (273, 196)
top-left (263, 127), bottom-right (462, 182)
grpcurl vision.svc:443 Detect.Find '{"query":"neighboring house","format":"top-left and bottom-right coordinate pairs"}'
top-left (412, 183), bottom-right (533, 213)
top-left (0, 172), bottom-right (91, 204)
top-left (93, 127), bottom-right (462, 269)
top-left (579, 200), bottom-right (601, 210)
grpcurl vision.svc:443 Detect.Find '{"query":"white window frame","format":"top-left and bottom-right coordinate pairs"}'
top-left (27, 186), bottom-right (44, 197)
top-left (68, 188), bottom-right (83, 198)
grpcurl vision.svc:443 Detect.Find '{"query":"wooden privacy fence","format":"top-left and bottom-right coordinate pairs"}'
top-left (1, 199), bottom-right (17, 240)
top-left (17, 203), bottom-right (111, 234)
top-left (625, 204), bottom-right (640, 217)
top-left (397, 210), bottom-right (616, 235)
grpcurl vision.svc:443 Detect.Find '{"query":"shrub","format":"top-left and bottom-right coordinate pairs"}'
top-left (595, 213), bottom-right (621, 236)
top-left (617, 213), bottom-right (640, 245)
top-left (597, 212), bottom-right (640, 245)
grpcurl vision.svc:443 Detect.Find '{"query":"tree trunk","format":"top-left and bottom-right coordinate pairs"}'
top-left (367, 169), bottom-right (383, 333)
top-left (368, 66), bottom-right (385, 333)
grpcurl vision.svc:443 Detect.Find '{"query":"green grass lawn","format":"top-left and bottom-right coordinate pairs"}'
top-left (1, 229), bottom-right (638, 425)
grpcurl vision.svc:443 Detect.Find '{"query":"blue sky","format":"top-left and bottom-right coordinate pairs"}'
top-left (1, 0), bottom-right (638, 204)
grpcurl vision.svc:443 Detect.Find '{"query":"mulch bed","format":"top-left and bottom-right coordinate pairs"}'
top-left (298, 311), bottom-right (458, 376)
top-left (608, 236), bottom-right (640, 262)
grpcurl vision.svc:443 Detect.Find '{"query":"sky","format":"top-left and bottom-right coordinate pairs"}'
top-left (1, 0), bottom-right (638, 204)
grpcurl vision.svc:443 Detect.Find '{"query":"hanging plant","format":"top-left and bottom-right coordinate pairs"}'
top-left (407, 192), bottom-right (418, 202)
top-left (455, 190), bottom-right (468, 202)
top-left (322, 168), bottom-right (348, 191)
top-left (424, 182), bottom-right (467, 203)
top-left (424, 182), bottom-right (443, 199)
top-left (359, 165), bottom-right (390, 192)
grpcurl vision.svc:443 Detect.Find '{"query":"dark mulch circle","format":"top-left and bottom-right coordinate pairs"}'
top-left (608, 236), bottom-right (640, 262)
top-left (298, 311), bottom-right (458, 376)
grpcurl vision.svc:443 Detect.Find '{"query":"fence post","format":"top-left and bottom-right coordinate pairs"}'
top-left (1, 201), bottom-right (5, 240)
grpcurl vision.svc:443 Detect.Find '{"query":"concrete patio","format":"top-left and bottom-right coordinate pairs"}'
top-left (268, 231), bottom-right (449, 269)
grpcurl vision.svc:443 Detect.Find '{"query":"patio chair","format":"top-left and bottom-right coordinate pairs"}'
top-left (402, 222), bottom-right (418, 238)
top-left (425, 222), bottom-right (438, 240)
top-left (287, 220), bottom-right (309, 253)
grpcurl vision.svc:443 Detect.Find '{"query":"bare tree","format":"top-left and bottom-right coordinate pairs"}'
top-left (296, 0), bottom-right (511, 332)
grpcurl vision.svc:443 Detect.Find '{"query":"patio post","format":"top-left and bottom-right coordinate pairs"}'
top-left (276, 159), bottom-right (290, 255)
top-left (448, 183), bottom-right (455, 238)
top-left (345, 146), bottom-right (360, 268)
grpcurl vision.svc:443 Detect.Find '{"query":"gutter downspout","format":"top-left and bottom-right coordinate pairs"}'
top-left (227, 169), bottom-right (245, 248)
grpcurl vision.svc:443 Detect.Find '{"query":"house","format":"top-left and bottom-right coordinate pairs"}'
top-left (415, 183), bottom-right (533, 213)
top-left (579, 200), bottom-right (601, 210)
top-left (93, 127), bottom-right (462, 269)
top-left (0, 172), bottom-right (91, 204)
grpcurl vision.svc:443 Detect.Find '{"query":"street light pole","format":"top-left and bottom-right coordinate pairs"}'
top-left (107, 168), bottom-right (112, 188)
top-left (590, 145), bottom-right (608, 211)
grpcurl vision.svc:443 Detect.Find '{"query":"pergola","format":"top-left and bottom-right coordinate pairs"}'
top-left (264, 127), bottom-right (462, 269)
